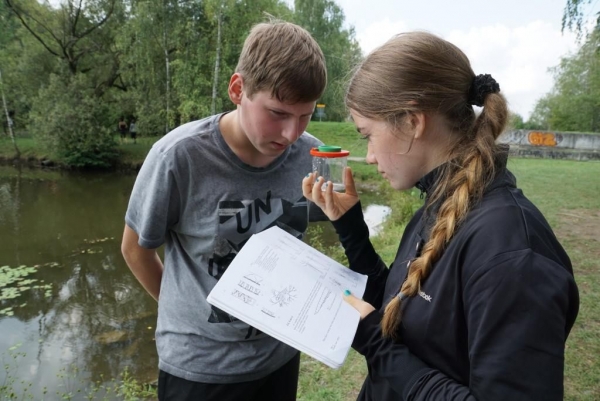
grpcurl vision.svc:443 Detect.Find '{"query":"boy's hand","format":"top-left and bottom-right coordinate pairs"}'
top-left (302, 167), bottom-right (359, 221)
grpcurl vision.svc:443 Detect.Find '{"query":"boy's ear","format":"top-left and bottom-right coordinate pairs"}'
top-left (228, 73), bottom-right (244, 105)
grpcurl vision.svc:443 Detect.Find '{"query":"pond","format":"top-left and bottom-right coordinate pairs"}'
top-left (0, 165), bottom-right (389, 399)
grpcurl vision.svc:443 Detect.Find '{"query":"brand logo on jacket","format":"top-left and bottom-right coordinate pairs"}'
top-left (418, 290), bottom-right (432, 302)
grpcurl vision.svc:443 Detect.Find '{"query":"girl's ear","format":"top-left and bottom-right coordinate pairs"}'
top-left (409, 112), bottom-right (427, 140)
top-left (228, 73), bottom-right (244, 105)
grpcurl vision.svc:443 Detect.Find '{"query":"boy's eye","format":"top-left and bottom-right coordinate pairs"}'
top-left (270, 110), bottom-right (286, 117)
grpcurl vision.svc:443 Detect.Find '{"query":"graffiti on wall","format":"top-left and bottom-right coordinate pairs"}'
top-left (528, 132), bottom-right (562, 147)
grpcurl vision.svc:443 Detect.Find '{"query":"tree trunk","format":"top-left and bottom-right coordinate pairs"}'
top-left (0, 70), bottom-right (20, 158)
top-left (164, 0), bottom-right (171, 135)
top-left (211, 4), bottom-right (223, 115)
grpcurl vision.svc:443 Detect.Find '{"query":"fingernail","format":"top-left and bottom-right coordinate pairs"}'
top-left (306, 173), bottom-right (310, 177)
top-left (344, 289), bottom-right (351, 296)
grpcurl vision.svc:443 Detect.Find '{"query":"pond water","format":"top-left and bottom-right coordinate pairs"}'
top-left (0, 165), bottom-right (389, 399)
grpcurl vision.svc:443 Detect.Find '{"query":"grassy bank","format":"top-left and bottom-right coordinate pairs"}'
top-left (0, 137), bottom-right (50, 161)
top-left (0, 122), bottom-right (361, 169)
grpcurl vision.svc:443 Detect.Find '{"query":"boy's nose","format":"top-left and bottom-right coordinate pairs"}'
top-left (281, 119), bottom-right (302, 143)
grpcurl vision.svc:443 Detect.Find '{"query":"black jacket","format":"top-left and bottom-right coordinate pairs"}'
top-left (332, 163), bottom-right (579, 401)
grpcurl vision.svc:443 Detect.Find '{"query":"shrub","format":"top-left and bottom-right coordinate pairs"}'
top-left (28, 74), bottom-right (118, 168)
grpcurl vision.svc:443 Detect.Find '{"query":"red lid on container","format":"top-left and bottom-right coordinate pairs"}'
top-left (310, 147), bottom-right (350, 158)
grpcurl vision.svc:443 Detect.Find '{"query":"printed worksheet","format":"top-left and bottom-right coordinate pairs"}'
top-left (207, 226), bottom-right (367, 368)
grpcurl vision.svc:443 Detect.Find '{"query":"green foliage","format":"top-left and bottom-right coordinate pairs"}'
top-left (2, 0), bottom-right (361, 154)
top-left (530, 30), bottom-right (600, 132)
top-left (294, 0), bottom-right (362, 121)
top-left (28, 74), bottom-right (119, 168)
top-left (305, 224), bottom-right (347, 263)
top-left (562, 0), bottom-right (599, 38)
top-left (0, 1), bottom-right (56, 133)
top-left (508, 112), bottom-right (546, 131)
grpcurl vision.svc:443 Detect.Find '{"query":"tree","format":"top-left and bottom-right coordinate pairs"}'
top-left (0, 69), bottom-right (20, 156)
top-left (209, 0), bottom-right (227, 115)
top-left (29, 74), bottom-right (118, 167)
top-left (5, 0), bottom-right (117, 76)
top-left (529, 31), bottom-right (600, 132)
top-left (1, 0), bottom-right (57, 131)
top-left (562, 0), bottom-right (600, 38)
top-left (509, 111), bottom-right (547, 131)
top-left (509, 113), bottom-right (526, 129)
top-left (2, 0), bottom-right (365, 166)
top-left (293, 0), bottom-right (362, 121)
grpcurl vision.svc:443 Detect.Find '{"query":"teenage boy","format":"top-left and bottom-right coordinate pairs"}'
top-left (121, 21), bottom-right (327, 401)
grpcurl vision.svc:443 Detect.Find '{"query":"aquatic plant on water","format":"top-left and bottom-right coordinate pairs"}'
top-left (0, 264), bottom-right (55, 316)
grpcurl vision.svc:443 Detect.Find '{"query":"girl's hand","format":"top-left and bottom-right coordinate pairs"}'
top-left (343, 290), bottom-right (376, 319)
top-left (302, 167), bottom-right (360, 221)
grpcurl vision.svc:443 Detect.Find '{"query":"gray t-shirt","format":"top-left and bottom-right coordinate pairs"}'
top-left (125, 113), bottom-right (321, 383)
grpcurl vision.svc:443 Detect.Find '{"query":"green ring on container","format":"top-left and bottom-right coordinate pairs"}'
top-left (318, 145), bottom-right (342, 152)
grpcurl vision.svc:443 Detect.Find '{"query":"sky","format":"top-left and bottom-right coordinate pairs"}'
top-left (290, 0), bottom-right (600, 120)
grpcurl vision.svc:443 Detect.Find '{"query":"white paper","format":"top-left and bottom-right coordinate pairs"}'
top-left (207, 226), bottom-right (367, 369)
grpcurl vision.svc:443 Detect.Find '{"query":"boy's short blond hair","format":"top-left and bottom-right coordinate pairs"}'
top-left (236, 21), bottom-right (327, 103)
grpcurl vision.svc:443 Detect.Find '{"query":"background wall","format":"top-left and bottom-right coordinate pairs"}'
top-left (499, 130), bottom-right (600, 160)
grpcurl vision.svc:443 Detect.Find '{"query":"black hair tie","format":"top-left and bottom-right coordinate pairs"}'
top-left (468, 74), bottom-right (500, 107)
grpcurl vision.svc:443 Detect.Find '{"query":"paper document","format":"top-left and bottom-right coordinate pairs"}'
top-left (207, 226), bottom-right (367, 369)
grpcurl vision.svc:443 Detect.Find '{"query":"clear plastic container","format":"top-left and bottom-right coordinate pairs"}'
top-left (310, 145), bottom-right (350, 192)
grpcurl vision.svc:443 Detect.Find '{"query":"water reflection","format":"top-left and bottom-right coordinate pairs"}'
top-left (0, 165), bottom-right (390, 399)
top-left (0, 166), bottom-right (157, 399)
top-left (364, 205), bottom-right (392, 236)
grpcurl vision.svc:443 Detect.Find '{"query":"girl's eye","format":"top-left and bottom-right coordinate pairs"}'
top-left (360, 134), bottom-right (371, 141)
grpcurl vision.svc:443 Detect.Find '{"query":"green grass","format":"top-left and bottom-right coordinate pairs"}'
top-left (116, 135), bottom-right (161, 167)
top-left (307, 121), bottom-right (366, 158)
top-left (0, 137), bottom-right (52, 160)
top-left (508, 158), bottom-right (600, 225)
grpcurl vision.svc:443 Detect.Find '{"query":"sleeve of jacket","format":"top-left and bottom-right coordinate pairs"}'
top-left (351, 248), bottom-right (577, 401)
top-left (331, 202), bottom-right (389, 308)
top-left (463, 248), bottom-right (577, 401)
top-left (308, 200), bottom-right (330, 222)
top-left (353, 312), bottom-right (478, 400)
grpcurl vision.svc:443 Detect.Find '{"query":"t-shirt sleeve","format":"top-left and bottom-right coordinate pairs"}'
top-left (125, 145), bottom-right (182, 249)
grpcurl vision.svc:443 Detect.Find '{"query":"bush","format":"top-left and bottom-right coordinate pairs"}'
top-left (28, 74), bottom-right (118, 168)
